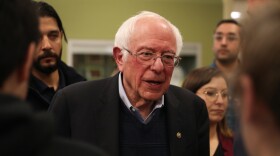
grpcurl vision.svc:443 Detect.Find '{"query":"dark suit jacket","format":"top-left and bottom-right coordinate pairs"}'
top-left (49, 74), bottom-right (209, 156)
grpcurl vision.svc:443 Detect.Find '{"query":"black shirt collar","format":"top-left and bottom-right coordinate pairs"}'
top-left (30, 68), bottom-right (66, 103)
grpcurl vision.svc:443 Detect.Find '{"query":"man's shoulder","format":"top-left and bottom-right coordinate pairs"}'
top-left (60, 76), bottom-right (117, 94)
top-left (210, 60), bottom-right (218, 68)
top-left (168, 85), bottom-right (197, 98)
top-left (58, 61), bottom-right (86, 82)
top-left (0, 93), bottom-right (33, 114)
top-left (167, 85), bottom-right (205, 106)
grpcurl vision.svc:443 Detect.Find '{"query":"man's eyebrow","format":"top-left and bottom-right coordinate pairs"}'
top-left (48, 30), bottom-right (60, 34)
top-left (215, 32), bottom-right (223, 35)
top-left (215, 32), bottom-right (237, 35)
top-left (227, 32), bottom-right (238, 36)
top-left (162, 50), bottom-right (175, 54)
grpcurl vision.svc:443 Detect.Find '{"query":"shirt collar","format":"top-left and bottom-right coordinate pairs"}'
top-left (30, 68), bottom-right (66, 93)
top-left (30, 74), bottom-right (50, 93)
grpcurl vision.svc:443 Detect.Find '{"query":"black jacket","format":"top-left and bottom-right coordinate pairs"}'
top-left (50, 74), bottom-right (210, 156)
top-left (0, 93), bottom-right (107, 156)
top-left (27, 61), bottom-right (86, 111)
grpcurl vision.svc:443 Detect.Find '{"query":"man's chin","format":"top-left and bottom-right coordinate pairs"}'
top-left (34, 65), bottom-right (58, 75)
top-left (143, 92), bottom-right (163, 101)
top-left (217, 58), bottom-right (233, 65)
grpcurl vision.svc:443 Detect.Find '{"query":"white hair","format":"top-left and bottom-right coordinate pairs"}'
top-left (114, 11), bottom-right (183, 60)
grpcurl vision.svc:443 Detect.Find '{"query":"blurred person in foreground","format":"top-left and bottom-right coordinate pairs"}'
top-left (182, 67), bottom-right (233, 156)
top-left (0, 0), bottom-right (107, 155)
top-left (50, 11), bottom-right (210, 156)
top-left (236, 2), bottom-right (280, 156)
top-left (27, 1), bottom-right (86, 111)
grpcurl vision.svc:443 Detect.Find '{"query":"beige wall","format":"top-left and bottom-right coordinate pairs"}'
top-left (42, 0), bottom-right (222, 66)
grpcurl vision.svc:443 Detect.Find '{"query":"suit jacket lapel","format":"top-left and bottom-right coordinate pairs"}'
top-left (165, 90), bottom-right (184, 156)
top-left (94, 74), bottom-right (120, 156)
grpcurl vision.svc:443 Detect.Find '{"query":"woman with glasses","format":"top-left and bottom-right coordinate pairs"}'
top-left (182, 67), bottom-right (233, 156)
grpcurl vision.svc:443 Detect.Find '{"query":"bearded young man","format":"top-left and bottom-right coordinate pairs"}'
top-left (27, 1), bottom-right (85, 111)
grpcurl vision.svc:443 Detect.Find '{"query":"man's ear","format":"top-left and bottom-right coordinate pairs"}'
top-left (113, 47), bottom-right (124, 72)
top-left (17, 42), bottom-right (36, 83)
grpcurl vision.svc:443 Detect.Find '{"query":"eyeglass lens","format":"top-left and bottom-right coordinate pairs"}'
top-left (204, 89), bottom-right (228, 102)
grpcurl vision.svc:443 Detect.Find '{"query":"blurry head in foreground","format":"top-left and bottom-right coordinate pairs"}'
top-left (0, 0), bottom-right (39, 98)
top-left (238, 2), bottom-right (280, 156)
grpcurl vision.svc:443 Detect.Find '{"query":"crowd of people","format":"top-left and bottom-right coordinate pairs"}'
top-left (1, 0), bottom-right (280, 156)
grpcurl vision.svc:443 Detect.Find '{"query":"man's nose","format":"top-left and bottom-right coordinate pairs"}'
top-left (41, 36), bottom-right (52, 50)
top-left (221, 36), bottom-right (228, 45)
top-left (150, 57), bottom-right (164, 72)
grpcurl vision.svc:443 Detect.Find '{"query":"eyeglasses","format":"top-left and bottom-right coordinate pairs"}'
top-left (122, 48), bottom-right (181, 67)
top-left (202, 89), bottom-right (229, 102)
top-left (213, 34), bottom-right (239, 42)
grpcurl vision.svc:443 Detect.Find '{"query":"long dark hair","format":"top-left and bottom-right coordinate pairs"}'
top-left (33, 1), bottom-right (67, 42)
